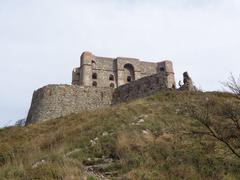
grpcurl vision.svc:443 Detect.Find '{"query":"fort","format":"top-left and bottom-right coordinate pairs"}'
top-left (72, 51), bottom-right (175, 88)
top-left (26, 51), bottom-right (182, 125)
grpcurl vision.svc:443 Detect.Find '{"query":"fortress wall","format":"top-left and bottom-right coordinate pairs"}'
top-left (94, 56), bottom-right (115, 70)
top-left (112, 72), bottom-right (169, 103)
top-left (26, 73), bottom-right (171, 125)
top-left (92, 69), bottom-right (117, 88)
top-left (139, 61), bottom-right (158, 76)
top-left (92, 57), bottom-right (116, 88)
top-left (26, 85), bottom-right (113, 125)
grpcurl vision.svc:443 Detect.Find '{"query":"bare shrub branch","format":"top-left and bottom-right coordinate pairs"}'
top-left (184, 98), bottom-right (240, 159)
top-left (222, 74), bottom-right (240, 98)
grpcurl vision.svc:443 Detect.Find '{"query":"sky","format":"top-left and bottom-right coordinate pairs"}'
top-left (0, 0), bottom-right (240, 127)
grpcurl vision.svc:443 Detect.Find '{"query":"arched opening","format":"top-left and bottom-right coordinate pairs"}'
top-left (124, 63), bottom-right (135, 83)
top-left (92, 73), bottom-right (97, 79)
top-left (127, 76), bottom-right (131, 82)
top-left (109, 74), bottom-right (114, 81)
top-left (110, 83), bottom-right (115, 88)
top-left (92, 81), bottom-right (97, 87)
top-left (92, 60), bottom-right (96, 69)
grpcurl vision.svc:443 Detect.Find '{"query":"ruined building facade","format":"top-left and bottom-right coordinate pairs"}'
top-left (72, 51), bottom-right (176, 89)
top-left (26, 51), bottom-right (177, 124)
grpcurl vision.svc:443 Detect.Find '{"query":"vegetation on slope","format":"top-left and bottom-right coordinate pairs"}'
top-left (0, 91), bottom-right (240, 179)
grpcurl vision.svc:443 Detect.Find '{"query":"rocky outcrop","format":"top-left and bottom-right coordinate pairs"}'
top-left (178, 72), bottom-right (197, 91)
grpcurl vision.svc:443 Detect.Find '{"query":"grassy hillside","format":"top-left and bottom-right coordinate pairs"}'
top-left (0, 91), bottom-right (240, 179)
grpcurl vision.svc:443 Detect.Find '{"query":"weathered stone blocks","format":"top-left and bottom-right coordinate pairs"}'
top-left (26, 85), bottom-right (113, 125)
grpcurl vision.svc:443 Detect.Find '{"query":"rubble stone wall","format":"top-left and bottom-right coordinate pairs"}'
top-left (26, 85), bottom-right (113, 124)
top-left (26, 72), bottom-right (175, 125)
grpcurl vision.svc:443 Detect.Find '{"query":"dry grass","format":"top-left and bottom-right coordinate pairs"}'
top-left (0, 91), bottom-right (240, 179)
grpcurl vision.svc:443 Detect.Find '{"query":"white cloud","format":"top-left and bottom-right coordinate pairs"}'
top-left (0, 0), bottom-right (240, 127)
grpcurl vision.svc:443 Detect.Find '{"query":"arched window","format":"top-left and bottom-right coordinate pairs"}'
top-left (92, 81), bottom-right (97, 87)
top-left (124, 63), bottom-right (135, 83)
top-left (110, 83), bottom-right (115, 88)
top-left (92, 73), bottom-right (97, 79)
top-left (92, 60), bottom-right (96, 69)
top-left (109, 74), bottom-right (114, 81)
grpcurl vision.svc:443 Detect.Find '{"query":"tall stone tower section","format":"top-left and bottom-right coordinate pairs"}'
top-left (157, 61), bottom-right (176, 89)
top-left (80, 51), bottom-right (94, 86)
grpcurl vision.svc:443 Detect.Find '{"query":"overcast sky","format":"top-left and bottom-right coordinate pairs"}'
top-left (0, 0), bottom-right (239, 127)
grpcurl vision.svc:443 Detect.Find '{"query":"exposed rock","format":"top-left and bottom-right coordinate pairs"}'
top-left (137, 119), bottom-right (145, 125)
top-left (179, 72), bottom-right (197, 91)
top-left (102, 132), bottom-right (109, 136)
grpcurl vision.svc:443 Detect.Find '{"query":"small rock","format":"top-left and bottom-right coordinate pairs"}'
top-left (136, 119), bottom-right (145, 125)
top-left (142, 129), bottom-right (150, 135)
top-left (90, 140), bottom-right (96, 146)
top-left (144, 115), bottom-right (148, 118)
top-left (102, 132), bottom-right (108, 136)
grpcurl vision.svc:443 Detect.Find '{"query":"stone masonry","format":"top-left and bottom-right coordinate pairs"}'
top-left (26, 85), bottom-right (113, 125)
top-left (26, 51), bottom-right (177, 125)
top-left (72, 51), bottom-right (176, 89)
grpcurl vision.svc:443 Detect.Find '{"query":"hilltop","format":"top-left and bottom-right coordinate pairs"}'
top-left (0, 91), bottom-right (240, 179)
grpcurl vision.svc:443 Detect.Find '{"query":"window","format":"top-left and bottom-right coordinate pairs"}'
top-left (160, 67), bottom-right (165, 72)
top-left (109, 74), bottom-right (114, 81)
top-left (92, 81), bottom-right (97, 87)
top-left (92, 73), bottom-right (97, 79)
top-left (92, 60), bottom-right (96, 69)
top-left (127, 76), bottom-right (131, 82)
top-left (110, 83), bottom-right (115, 88)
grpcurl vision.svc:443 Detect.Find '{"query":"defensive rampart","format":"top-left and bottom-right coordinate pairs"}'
top-left (26, 85), bottom-right (113, 124)
top-left (26, 71), bottom-right (176, 125)
top-left (112, 72), bottom-right (170, 103)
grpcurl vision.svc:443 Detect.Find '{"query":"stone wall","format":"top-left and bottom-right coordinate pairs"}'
top-left (112, 72), bottom-right (171, 103)
top-left (26, 70), bottom-right (175, 125)
top-left (72, 51), bottom-right (175, 89)
top-left (26, 85), bottom-right (113, 125)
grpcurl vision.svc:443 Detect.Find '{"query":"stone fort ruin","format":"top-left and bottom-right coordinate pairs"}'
top-left (72, 51), bottom-right (176, 89)
top-left (26, 51), bottom-right (182, 125)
